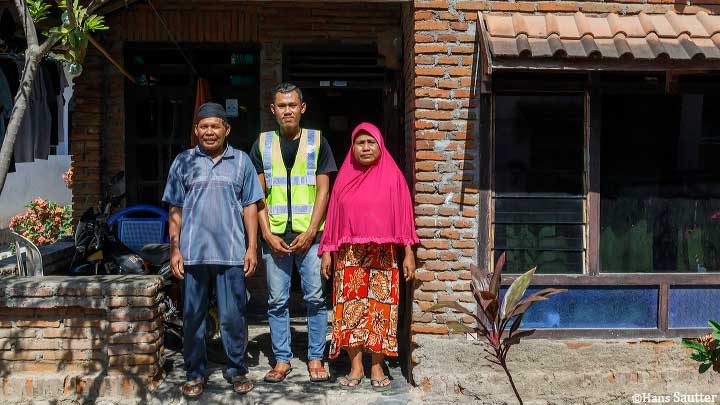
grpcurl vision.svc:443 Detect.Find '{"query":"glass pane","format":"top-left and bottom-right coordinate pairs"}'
top-left (501, 287), bottom-right (658, 328)
top-left (601, 94), bottom-right (720, 272)
top-left (136, 98), bottom-right (158, 138)
top-left (494, 249), bottom-right (583, 274)
top-left (669, 287), bottom-right (720, 328)
top-left (136, 145), bottom-right (158, 181)
top-left (494, 94), bottom-right (584, 194)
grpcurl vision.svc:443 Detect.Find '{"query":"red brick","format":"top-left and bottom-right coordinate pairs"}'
top-left (416, 110), bottom-right (453, 120)
top-left (416, 88), bottom-right (452, 98)
top-left (415, 76), bottom-right (437, 87)
top-left (59, 339), bottom-right (104, 350)
top-left (438, 100), bottom-right (458, 110)
top-left (42, 350), bottom-right (88, 361)
top-left (43, 328), bottom-right (95, 339)
top-left (438, 207), bottom-right (459, 216)
top-left (416, 130), bottom-right (446, 140)
top-left (440, 251), bottom-right (459, 261)
top-left (415, 0), bottom-right (450, 10)
top-left (14, 339), bottom-right (58, 350)
top-left (455, 1), bottom-right (490, 11)
top-left (580, 2), bottom-right (624, 13)
top-left (423, 261), bottom-right (449, 271)
top-left (415, 206), bottom-right (437, 216)
top-left (415, 20), bottom-right (450, 31)
top-left (64, 319), bottom-right (106, 328)
top-left (414, 271), bottom-right (436, 282)
top-left (413, 312), bottom-right (433, 323)
top-left (415, 292), bottom-right (436, 301)
top-left (415, 43), bottom-right (449, 54)
top-left (438, 11), bottom-right (461, 21)
top-left (411, 324), bottom-right (449, 334)
top-left (0, 351), bottom-right (40, 360)
top-left (415, 33), bottom-right (435, 43)
top-left (450, 22), bottom-right (469, 31)
top-left (416, 161), bottom-right (438, 171)
top-left (416, 67), bottom-right (445, 76)
top-left (108, 354), bottom-right (158, 366)
top-left (416, 173), bottom-right (442, 182)
top-left (537, 2), bottom-right (580, 12)
top-left (449, 67), bottom-right (473, 76)
top-left (415, 120), bottom-right (436, 129)
top-left (454, 219), bottom-right (475, 229)
top-left (437, 33), bottom-right (458, 42)
top-left (415, 55), bottom-right (435, 64)
top-left (414, 11), bottom-right (435, 20)
top-left (420, 240), bottom-right (450, 249)
top-left (108, 331), bottom-right (160, 344)
top-left (490, 2), bottom-right (535, 12)
top-left (15, 320), bottom-right (60, 328)
top-left (438, 79), bottom-right (459, 89)
top-left (416, 151), bottom-right (445, 161)
top-left (415, 194), bottom-right (446, 204)
top-left (416, 140), bottom-right (434, 150)
top-left (416, 250), bottom-right (438, 260)
top-left (453, 283), bottom-right (472, 292)
top-left (437, 272), bottom-right (459, 281)
top-left (439, 230), bottom-right (460, 239)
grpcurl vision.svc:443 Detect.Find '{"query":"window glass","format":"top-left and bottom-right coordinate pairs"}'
top-left (494, 94), bottom-right (585, 274)
top-left (601, 94), bottom-right (720, 272)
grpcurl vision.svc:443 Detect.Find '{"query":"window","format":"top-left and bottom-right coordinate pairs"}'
top-left (493, 94), bottom-right (585, 274)
top-left (600, 94), bottom-right (720, 273)
top-left (489, 73), bottom-right (720, 336)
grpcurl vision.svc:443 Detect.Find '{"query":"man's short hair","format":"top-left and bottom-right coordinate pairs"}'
top-left (272, 82), bottom-right (303, 103)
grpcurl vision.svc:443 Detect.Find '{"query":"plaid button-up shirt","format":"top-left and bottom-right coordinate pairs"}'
top-left (162, 144), bottom-right (264, 266)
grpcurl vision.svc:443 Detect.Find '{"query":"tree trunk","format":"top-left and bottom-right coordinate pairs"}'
top-left (0, 46), bottom-right (42, 195)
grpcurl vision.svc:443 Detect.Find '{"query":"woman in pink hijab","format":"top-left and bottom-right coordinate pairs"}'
top-left (319, 122), bottom-right (418, 389)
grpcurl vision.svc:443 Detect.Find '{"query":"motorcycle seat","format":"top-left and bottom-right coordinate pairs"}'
top-left (139, 243), bottom-right (171, 266)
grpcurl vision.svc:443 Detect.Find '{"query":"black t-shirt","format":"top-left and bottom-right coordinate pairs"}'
top-left (250, 130), bottom-right (337, 174)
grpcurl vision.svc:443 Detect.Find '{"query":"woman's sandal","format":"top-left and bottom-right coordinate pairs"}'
top-left (181, 377), bottom-right (205, 398)
top-left (370, 376), bottom-right (391, 391)
top-left (338, 375), bottom-right (363, 388)
top-left (308, 365), bottom-right (331, 383)
top-left (229, 375), bottom-right (254, 394)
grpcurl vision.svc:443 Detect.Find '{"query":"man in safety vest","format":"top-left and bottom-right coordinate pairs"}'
top-left (250, 83), bottom-right (337, 383)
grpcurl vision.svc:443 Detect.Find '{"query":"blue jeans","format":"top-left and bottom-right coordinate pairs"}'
top-left (183, 265), bottom-right (248, 381)
top-left (263, 240), bottom-right (327, 363)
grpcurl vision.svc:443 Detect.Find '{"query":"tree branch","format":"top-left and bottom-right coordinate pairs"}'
top-left (14, 0), bottom-right (40, 47)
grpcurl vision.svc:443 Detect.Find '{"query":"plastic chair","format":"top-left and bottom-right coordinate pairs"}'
top-left (11, 231), bottom-right (43, 277)
top-left (108, 205), bottom-right (169, 253)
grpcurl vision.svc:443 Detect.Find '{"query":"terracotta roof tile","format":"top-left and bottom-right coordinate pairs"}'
top-left (480, 10), bottom-right (720, 63)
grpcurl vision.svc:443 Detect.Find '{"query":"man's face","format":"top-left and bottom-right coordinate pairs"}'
top-left (270, 90), bottom-right (306, 132)
top-left (194, 117), bottom-right (230, 154)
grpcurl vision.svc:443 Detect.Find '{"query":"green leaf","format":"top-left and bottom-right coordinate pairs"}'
top-left (500, 267), bottom-right (536, 320)
top-left (690, 352), bottom-right (706, 362)
top-left (708, 320), bottom-right (720, 333)
top-left (681, 339), bottom-right (706, 353)
top-left (446, 321), bottom-right (475, 334)
top-left (69, 30), bottom-right (83, 49)
top-left (699, 362), bottom-right (712, 373)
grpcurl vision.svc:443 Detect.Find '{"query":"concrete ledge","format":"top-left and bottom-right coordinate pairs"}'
top-left (413, 334), bottom-right (720, 404)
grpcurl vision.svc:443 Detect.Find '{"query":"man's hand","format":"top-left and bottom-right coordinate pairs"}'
top-left (402, 247), bottom-right (415, 282)
top-left (244, 247), bottom-right (258, 277)
top-left (289, 230), bottom-right (316, 256)
top-left (170, 246), bottom-right (185, 280)
top-left (265, 233), bottom-right (292, 257)
top-left (321, 252), bottom-right (333, 280)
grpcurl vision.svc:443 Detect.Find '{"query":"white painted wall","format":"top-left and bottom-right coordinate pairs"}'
top-left (0, 155), bottom-right (73, 229)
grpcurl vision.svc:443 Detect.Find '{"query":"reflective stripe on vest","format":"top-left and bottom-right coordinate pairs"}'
top-left (259, 129), bottom-right (323, 234)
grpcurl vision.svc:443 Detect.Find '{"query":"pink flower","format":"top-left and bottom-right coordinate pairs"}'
top-left (37, 236), bottom-right (46, 244)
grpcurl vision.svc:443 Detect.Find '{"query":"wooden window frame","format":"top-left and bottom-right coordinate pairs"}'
top-left (485, 72), bottom-right (720, 338)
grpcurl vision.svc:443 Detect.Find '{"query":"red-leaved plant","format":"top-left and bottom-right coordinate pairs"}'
top-left (427, 253), bottom-right (566, 404)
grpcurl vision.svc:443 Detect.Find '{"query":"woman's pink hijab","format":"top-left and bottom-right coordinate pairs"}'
top-left (319, 122), bottom-right (418, 254)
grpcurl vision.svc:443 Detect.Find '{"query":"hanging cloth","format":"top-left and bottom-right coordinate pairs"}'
top-left (14, 58), bottom-right (52, 162)
top-left (190, 78), bottom-right (211, 148)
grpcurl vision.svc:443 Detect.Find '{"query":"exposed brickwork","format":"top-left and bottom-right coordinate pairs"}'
top-left (409, 0), bottom-right (480, 335)
top-left (0, 276), bottom-right (164, 400)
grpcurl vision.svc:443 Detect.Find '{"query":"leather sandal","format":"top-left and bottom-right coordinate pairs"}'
top-left (264, 365), bottom-right (293, 383)
top-left (308, 364), bottom-right (330, 383)
top-left (230, 375), bottom-right (254, 394)
top-left (181, 377), bottom-right (205, 398)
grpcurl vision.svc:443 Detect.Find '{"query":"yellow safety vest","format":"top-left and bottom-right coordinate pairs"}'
top-left (259, 128), bottom-right (324, 234)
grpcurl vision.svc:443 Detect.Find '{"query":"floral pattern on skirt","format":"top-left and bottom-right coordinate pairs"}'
top-left (329, 243), bottom-right (400, 358)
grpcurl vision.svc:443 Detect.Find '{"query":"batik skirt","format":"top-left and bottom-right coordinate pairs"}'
top-left (329, 243), bottom-right (400, 358)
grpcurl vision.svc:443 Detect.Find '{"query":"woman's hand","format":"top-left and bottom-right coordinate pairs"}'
top-left (321, 252), bottom-right (333, 280)
top-left (402, 245), bottom-right (415, 281)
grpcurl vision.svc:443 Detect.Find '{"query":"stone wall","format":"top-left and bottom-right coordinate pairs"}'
top-left (0, 275), bottom-right (164, 401)
top-left (413, 334), bottom-right (720, 403)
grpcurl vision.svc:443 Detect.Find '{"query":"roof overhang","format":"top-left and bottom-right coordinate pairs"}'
top-left (477, 10), bottom-right (720, 74)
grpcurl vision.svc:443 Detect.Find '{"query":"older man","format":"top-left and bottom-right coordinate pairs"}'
top-left (162, 102), bottom-right (264, 398)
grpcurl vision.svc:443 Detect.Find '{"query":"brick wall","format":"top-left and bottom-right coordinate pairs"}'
top-left (0, 276), bottom-right (164, 400)
top-left (410, 0), bottom-right (481, 335)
